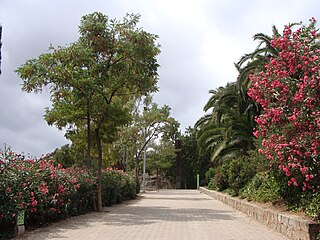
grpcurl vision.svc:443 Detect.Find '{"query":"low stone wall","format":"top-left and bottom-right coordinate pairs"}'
top-left (199, 187), bottom-right (320, 240)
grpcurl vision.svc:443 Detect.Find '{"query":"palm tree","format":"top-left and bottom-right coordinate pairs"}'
top-left (195, 83), bottom-right (253, 166)
top-left (234, 25), bottom-right (281, 130)
top-left (235, 25), bottom-right (281, 95)
top-left (196, 25), bottom-right (286, 166)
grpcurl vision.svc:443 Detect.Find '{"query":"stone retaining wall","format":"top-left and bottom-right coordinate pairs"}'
top-left (199, 187), bottom-right (320, 240)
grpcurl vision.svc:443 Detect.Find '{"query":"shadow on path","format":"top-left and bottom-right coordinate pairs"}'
top-left (18, 190), bottom-right (237, 239)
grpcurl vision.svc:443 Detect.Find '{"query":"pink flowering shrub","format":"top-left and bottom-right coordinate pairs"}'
top-left (0, 147), bottom-right (136, 237)
top-left (0, 152), bottom-right (96, 236)
top-left (248, 18), bottom-right (320, 191)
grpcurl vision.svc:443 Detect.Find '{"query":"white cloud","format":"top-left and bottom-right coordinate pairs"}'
top-left (0, 0), bottom-right (319, 155)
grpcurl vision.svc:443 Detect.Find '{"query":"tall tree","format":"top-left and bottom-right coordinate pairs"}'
top-left (234, 26), bottom-right (281, 128)
top-left (16, 12), bottom-right (160, 211)
top-left (128, 98), bottom-right (179, 189)
top-left (195, 83), bottom-right (253, 165)
top-left (147, 141), bottom-right (175, 190)
top-left (180, 127), bottom-right (211, 188)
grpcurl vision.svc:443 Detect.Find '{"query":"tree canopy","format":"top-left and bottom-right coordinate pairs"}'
top-left (16, 12), bottom-right (161, 211)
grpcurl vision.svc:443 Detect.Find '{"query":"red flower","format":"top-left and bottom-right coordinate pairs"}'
top-left (31, 199), bottom-right (38, 207)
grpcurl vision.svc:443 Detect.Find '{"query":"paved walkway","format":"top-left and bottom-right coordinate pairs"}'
top-left (17, 190), bottom-right (291, 240)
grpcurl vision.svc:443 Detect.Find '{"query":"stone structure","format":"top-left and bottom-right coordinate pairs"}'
top-left (200, 187), bottom-right (320, 240)
top-left (175, 139), bottom-right (182, 189)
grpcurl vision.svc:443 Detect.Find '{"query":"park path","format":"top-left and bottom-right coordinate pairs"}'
top-left (17, 190), bottom-right (291, 240)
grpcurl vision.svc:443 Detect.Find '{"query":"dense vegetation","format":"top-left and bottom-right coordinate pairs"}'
top-left (1, 12), bottom-right (180, 237)
top-left (0, 147), bottom-right (136, 238)
top-left (2, 10), bottom-right (320, 238)
top-left (199, 18), bottom-right (320, 221)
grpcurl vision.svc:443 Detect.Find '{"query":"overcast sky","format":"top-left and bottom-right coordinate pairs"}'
top-left (0, 0), bottom-right (318, 156)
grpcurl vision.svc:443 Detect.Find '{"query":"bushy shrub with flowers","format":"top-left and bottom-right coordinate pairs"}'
top-left (248, 18), bottom-right (320, 192)
top-left (0, 146), bottom-right (137, 237)
top-left (101, 168), bottom-right (136, 206)
top-left (0, 150), bottom-right (96, 237)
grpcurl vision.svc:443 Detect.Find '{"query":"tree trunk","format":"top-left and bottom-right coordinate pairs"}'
top-left (86, 107), bottom-right (91, 170)
top-left (134, 142), bottom-right (139, 194)
top-left (95, 128), bottom-right (103, 212)
top-left (156, 167), bottom-right (159, 191)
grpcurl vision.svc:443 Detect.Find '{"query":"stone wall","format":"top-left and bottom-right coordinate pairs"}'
top-left (199, 187), bottom-right (320, 240)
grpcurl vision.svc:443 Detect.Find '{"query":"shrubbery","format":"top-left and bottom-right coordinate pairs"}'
top-left (208, 157), bottom-right (256, 195)
top-left (248, 19), bottom-right (320, 192)
top-left (101, 168), bottom-right (136, 206)
top-left (0, 156), bottom-right (96, 237)
top-left (205, 19), bottom-right (320, 222)
top-left (0, 149), bottom-right (136, 238)
top-left (239, 172), bottom-right (281, 203)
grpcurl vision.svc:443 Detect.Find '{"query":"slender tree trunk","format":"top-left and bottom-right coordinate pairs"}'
top-left (134, 142), bottom-right (139, 193)
top-left (124, 145), bottom-right (128, 171)
top-left (86, 107), bottom-right (91, 170)
top-left (156, 167), bottom-right (159, 191)
top-left (95, 128), bottom-right (103, 212)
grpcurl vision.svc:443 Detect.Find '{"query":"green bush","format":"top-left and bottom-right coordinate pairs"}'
top-left (227, 157), bottom-right (256, 195)
top-left (0, 148), bottom-right (137, 238)
top-left (101, 168), bottom-right (136, 206)
top-left (207, 178), bottom-right (215, 190)
top-left (214, 164), bottom-right (229, 191)
top-left (239, 172), bottom-right (281, 203)
top-left (0, 156), bottom-right (97, 238)
top-left (289, 192), bottom-right (320, 221)
top-left (205, 168), bottom-right (215, 184)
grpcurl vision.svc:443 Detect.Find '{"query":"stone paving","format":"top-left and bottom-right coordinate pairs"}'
top-left (16, 190), bottom-right (291, 240)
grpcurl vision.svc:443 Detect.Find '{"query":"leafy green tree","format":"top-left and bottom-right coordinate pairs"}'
top-left (181, 127), bottom-right (211, 188)
top-left (116, 97), bottom-right (179, 189)
top-left (147, 142), bottom-right (175, 190)
top-left (16, 12), bottom-right (160, 211)
top-left (51, 144), bottom-right (75, 168)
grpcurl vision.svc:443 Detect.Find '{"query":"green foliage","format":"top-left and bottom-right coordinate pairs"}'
top-left (133, 101), bottom-right (178, 165)
top-left (301, 192), bottom-right (320, 221)
top-left (51, 144), bottom-right (75, 168)
top-left (205, 167), bottom-right (215, 184)
top-left (196, 83), bottom-right (254, 166)
top-left (0, 158), bottom-right (96, 237)
top-left (239, 172), bottom-right (281, 203)
top-left (207, 178), bottom-right (215, 190)
top-left (101, 168), bottom-right (136, 206)
top-left (0, 147), bottom-right (137, 237)
top-left (214, 164), bottom-right (229, 191)
top-left (147, 143), bottom-right (174, 173)
top-left (181, 127), bottom-right (211, 188)
top-left (210, 157), bottom-right (256, 194)
top-left (16, 12), bottom-right (161, 211)
top-left (227, 157), bottom-right (256, 195)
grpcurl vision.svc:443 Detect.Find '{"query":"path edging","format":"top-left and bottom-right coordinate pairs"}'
top-left (199, 187), bottom-right (320, 240)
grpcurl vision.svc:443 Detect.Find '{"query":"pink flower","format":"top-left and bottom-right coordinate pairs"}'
top-left (31, 199), bottom-right (38, 207)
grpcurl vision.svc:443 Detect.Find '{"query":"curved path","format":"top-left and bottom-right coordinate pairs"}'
top-left (17, 190), bottom-right (290, 240)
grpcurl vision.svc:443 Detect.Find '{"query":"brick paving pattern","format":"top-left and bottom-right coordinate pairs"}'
top-left (17, 190), bottom-right (291, 240)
